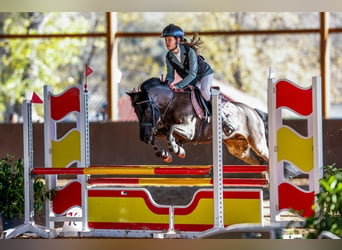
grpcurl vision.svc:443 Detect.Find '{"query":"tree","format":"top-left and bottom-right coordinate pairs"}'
top-left (0, 12), bottom-right (106, 121)
top-left (117, 12), bottom-right (322, 107)
top-left (1, 12), bottom-right (342, 121)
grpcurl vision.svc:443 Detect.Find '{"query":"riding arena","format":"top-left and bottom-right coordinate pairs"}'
top-left (1, 75), bottom-right (323, 239)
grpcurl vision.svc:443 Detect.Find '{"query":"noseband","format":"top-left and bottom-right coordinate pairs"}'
top-left (135, 92), bottom-right (174, 134)
top-left (135, 96), bottom-right (160, 133)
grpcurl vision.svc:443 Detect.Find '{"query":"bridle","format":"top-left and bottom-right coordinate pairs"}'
top-left (135, 91), bottom-right (174, 134)
top-left (135, 97), bottom-right (158, 127)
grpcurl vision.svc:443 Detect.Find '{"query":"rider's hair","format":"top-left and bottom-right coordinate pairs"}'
top-left (182, 33), bottom-right (204, 55)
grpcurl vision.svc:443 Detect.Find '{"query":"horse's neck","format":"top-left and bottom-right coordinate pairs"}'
top-left (164, 92), bottom-right (192, 120)
top-left (150, 87), bottom-right (174, 111)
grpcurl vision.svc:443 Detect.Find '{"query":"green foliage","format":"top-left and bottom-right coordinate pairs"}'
top-left (0, 12), bottom-right (106, 121)
top-left (2, 12), bottom-right (342, 121)
top-left (323, 163), bottom-right (341, 179)
top-left (117, 12), bottom-right (322, 102)
top-left (0, 155), bottom-right (24, 219)
top-left (303, 164), bottom-right (342, 238)
top-left (0, 155), bottom-right (54, 219)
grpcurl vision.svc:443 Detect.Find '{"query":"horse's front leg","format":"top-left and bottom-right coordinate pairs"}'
top-left (168, 118), bottom-right (197, 158)
top-left (167, 127), bottom-right (186, 158)
top-left (151, 137), bottom-right (172, 163)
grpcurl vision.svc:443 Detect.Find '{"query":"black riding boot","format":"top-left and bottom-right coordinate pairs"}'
top-left (200, 97), bottom-right (212, 123)
top-left (206, 100), bottom-right (212, 116)
top-left (205, 99), bottom-right (212, 121)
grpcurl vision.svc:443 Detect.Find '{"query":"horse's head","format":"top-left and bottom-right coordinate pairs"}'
top-left (127, 88), bottom-right (161, 144)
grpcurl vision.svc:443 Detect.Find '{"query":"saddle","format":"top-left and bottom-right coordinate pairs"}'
top-left (188, 86), bottom-right (212, 122)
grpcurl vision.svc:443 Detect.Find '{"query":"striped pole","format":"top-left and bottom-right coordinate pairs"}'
top-left (87, 178), bottom-right (268, 187)
top-left (32, 165), bottom-right (268, 176)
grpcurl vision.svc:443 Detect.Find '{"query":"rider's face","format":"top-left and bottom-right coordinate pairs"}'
top-left (164, 36), bottom-right (179, 52)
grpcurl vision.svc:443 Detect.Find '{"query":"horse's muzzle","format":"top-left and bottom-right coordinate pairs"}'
top-left (140, 129), bottom-right (153, 144)
top-left (141, 134), bottom-right (153, 144)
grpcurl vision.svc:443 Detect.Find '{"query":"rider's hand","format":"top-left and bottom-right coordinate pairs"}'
top-left (169, 83), bottom-right (184, 93)
top-left (169, 83), bottom-right (176, 90)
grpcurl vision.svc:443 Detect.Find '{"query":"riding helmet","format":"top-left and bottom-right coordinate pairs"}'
top-left (161, 24), bottom-right (184, 39)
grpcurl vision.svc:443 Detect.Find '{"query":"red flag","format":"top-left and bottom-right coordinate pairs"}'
top-left (31, 92), bottom-right (43, 104)
top-left (86, 65), bottom-right (93, 77)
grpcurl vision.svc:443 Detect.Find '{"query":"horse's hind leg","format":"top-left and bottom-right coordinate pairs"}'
top-left (246, 130), bottom-right (270, 183)
top-left (224, 139), bottom-right (266, 165)
top-left (247, 131), bottom-right (269, 163)
top-left (245, 111), bottom-right (269, 163)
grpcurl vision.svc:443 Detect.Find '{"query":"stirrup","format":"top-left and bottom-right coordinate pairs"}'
top-left (203, 112), bottom-right (211, 123)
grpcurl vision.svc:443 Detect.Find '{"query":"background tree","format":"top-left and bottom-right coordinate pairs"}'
top-left (0, 12), bottom-right (106, 121)
top-left (117, 12), bottom-right (322, 106)
top-left (1, 12), bottom-right (342, 121)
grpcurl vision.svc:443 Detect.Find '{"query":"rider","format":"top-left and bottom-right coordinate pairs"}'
top-left (161, 24), bottom-right (214, 119)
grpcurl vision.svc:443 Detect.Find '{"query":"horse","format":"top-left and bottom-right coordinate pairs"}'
top-left (127, 77), bottom-right (269, 166)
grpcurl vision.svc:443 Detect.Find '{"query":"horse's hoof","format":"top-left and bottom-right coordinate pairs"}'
top-left (178, 153), bottom-right (185, 158)
top-left (163, 154), bottom-right (173, 163)
top-left (177, 148), bottom-right (186, 158)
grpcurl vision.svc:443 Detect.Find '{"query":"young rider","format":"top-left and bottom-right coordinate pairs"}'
top-left (161, 24), bottom-right (214, 107)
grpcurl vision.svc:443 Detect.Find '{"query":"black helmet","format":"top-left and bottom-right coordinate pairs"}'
top-left (161, 24), bottom-right (184, 39)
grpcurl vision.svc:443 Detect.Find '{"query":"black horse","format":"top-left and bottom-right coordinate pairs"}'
top-left (127, 77), bottom-right (269, 166)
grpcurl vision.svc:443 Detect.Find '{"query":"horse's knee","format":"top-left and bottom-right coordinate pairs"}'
top-left (257, 145), bottom-right (269, 162)
top-left (240, 148), bottom-right (266, 165)
top-left (247, 136), bottom-right (269, 162)
top-left (254, 145), bottom-right (268, 162)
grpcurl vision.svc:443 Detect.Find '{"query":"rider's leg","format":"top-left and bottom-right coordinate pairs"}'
top-left (196, 73), bottom-right (214, 102)
top-left (196, 73), bottom-right (214, 121)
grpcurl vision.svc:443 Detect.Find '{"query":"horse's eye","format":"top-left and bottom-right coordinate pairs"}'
top-left (144, 108), bottom-right (151, 115)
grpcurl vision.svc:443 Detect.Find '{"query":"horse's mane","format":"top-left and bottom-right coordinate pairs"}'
top-left (127, 77), bottom-right (168, 97)
top-left (140, 77), bottom-right (164, 92)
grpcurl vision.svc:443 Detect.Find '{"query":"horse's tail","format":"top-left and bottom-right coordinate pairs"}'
top-left (254, 108), bottom-right (268, 146)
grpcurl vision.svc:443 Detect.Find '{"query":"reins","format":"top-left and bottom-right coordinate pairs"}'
top-left (135, 98), bottom-right (157, 128)
top-left (160, 91), bottom-right (175, 121)
top-left (135, 88), bottom-right (176, 132)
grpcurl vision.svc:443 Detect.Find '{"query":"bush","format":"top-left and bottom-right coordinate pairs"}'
top-left (303, 164), bottom-right (342, 238)
top-left (0, 155), bottom-right (54, 220)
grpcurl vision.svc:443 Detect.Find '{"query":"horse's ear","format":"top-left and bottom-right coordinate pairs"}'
top-left (126, 91), bottom-right (135, 98)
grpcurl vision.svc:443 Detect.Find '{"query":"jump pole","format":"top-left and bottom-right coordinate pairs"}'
top-left (32, 165), bottom-right (268, 175)
top-left (21, 83), bottom-right (265, 238)
top-left (43, 84), bottom-right (265, 238)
